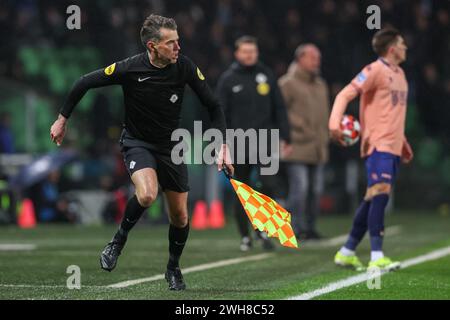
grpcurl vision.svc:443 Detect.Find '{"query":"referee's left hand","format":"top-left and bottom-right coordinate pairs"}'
top-left (221, 162), bottom-right (235, 177)
top-left (217, 144), bottom-right (234, 176)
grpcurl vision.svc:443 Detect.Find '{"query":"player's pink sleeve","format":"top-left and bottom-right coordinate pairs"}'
top-left (350, 64), bottom-right (379, 94)
top-left (329, 84), bottom-right (359, 131)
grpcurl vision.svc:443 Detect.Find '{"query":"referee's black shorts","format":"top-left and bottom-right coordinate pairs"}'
top-left (121, 146), bottom-right (190, 193)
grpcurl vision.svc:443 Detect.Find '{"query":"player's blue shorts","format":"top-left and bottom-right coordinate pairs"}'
top-left (365, 149), bottom-right (400, 187)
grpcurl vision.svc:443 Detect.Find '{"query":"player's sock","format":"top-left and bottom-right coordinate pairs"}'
top-left (343, 200), bottom-right (371, 251)
top-left (167, 222), bottom-right (190, 270)
top-left (368, 194), bottom-right (389, 254)
top-left (371, 250), bottom-right (384, 261)
top-left (115, 195), bottom-right (148, 239)
top-left (339, 246), bottom-right (355, 256)
top-left (235, 206), bottom-right (250, 239)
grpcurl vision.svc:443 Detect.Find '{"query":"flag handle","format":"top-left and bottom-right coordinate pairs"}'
top-left (222, 165), bottom-right (232, 180)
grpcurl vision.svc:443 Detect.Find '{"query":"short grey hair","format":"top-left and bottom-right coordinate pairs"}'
top-left (140, 14), bottom-right (177, 48)
top-left (294, 43), bottom-right (318, 59)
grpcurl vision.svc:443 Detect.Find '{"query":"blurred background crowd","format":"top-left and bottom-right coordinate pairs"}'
top-left (0, 0), bottom-right (448, 226)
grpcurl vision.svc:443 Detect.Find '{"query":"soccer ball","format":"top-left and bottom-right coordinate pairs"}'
top-left (340, 114), bottom-right (360, 146)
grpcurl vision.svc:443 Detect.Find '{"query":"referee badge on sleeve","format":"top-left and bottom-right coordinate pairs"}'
top-left (104, 63), bottom-right (116, 76)
top-left (196, 67), bottom-right (205, 80)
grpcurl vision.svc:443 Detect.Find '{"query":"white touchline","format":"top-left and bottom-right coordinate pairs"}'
top-left (287, 245), bottom-right (450, 300)
top-left (0, 284), bottom-right (103, 289)
top-left (0, 244), bottom-right (37, 251)
top-left (107, 253), bottom-right (273, 288)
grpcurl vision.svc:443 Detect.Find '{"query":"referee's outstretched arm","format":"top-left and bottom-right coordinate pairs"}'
top-left (50, 61), bottom-right (126, 145)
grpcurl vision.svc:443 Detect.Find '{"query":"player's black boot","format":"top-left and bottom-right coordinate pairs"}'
top-left (100, 234), bottom-right (127, 272)
top-left (165, 267), bottom-right (186, 291)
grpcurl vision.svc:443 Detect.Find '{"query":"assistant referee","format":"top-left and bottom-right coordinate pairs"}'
top-left (50, 14), bottom-right (234, 291)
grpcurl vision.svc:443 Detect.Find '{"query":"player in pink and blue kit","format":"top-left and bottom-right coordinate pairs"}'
top-left (329, 28), bottom-right (413, 271)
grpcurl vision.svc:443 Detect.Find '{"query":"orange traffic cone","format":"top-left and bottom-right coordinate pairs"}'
top-left (18, 198), bottom-right (36, 229)
top-left (191, 200), bottom-right (208, 230)
top-left (208, 200), bottom-right (225, 229)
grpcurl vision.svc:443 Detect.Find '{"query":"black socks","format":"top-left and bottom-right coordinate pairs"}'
top-left (167, 222), bottom-right (190, 270)
top-left (114, 195), bottom-right (148, 241)
top-left (114, 194), bottom-right (189, 271)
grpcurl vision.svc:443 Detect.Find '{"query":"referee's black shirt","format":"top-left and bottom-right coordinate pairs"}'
top-left (60, 52), bottom-right (226, 150)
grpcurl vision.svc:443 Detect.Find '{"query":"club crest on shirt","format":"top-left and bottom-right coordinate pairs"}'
top-left (197, 67), bottom-right (205, 80)
top-left (104, 63), bottom-right (116, 76)
top-left (255, 73), bottom-right (270, 95)
top-left (257, 83), bottom-right (270, 95)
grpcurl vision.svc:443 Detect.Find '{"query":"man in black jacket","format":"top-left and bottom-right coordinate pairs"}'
top-left (216, 36), bottom-right (292, 251)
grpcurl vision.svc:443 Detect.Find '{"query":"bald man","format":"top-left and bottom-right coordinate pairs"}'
top-left (278, 44), bottom-right (330, 240)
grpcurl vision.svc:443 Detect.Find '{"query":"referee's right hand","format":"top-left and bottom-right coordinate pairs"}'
top-left (50, 114), bottom-right (67, 146)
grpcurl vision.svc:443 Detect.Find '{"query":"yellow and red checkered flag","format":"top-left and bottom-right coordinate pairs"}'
top-left (223, 168), bottom-right (298, 249)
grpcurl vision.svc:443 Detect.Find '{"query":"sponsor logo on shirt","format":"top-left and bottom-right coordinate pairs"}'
top-left (255, 73), bottom-right (268, 84)
top-left (170, 94), bottom-right (178, 103)
top-left (391, 90), bottom-right (407, 107)
top-left (138, 76), bottom-right (151, 82)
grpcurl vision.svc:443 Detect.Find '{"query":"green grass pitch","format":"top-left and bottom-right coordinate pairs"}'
top-left (0, 211), bottom-right (449, 299)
